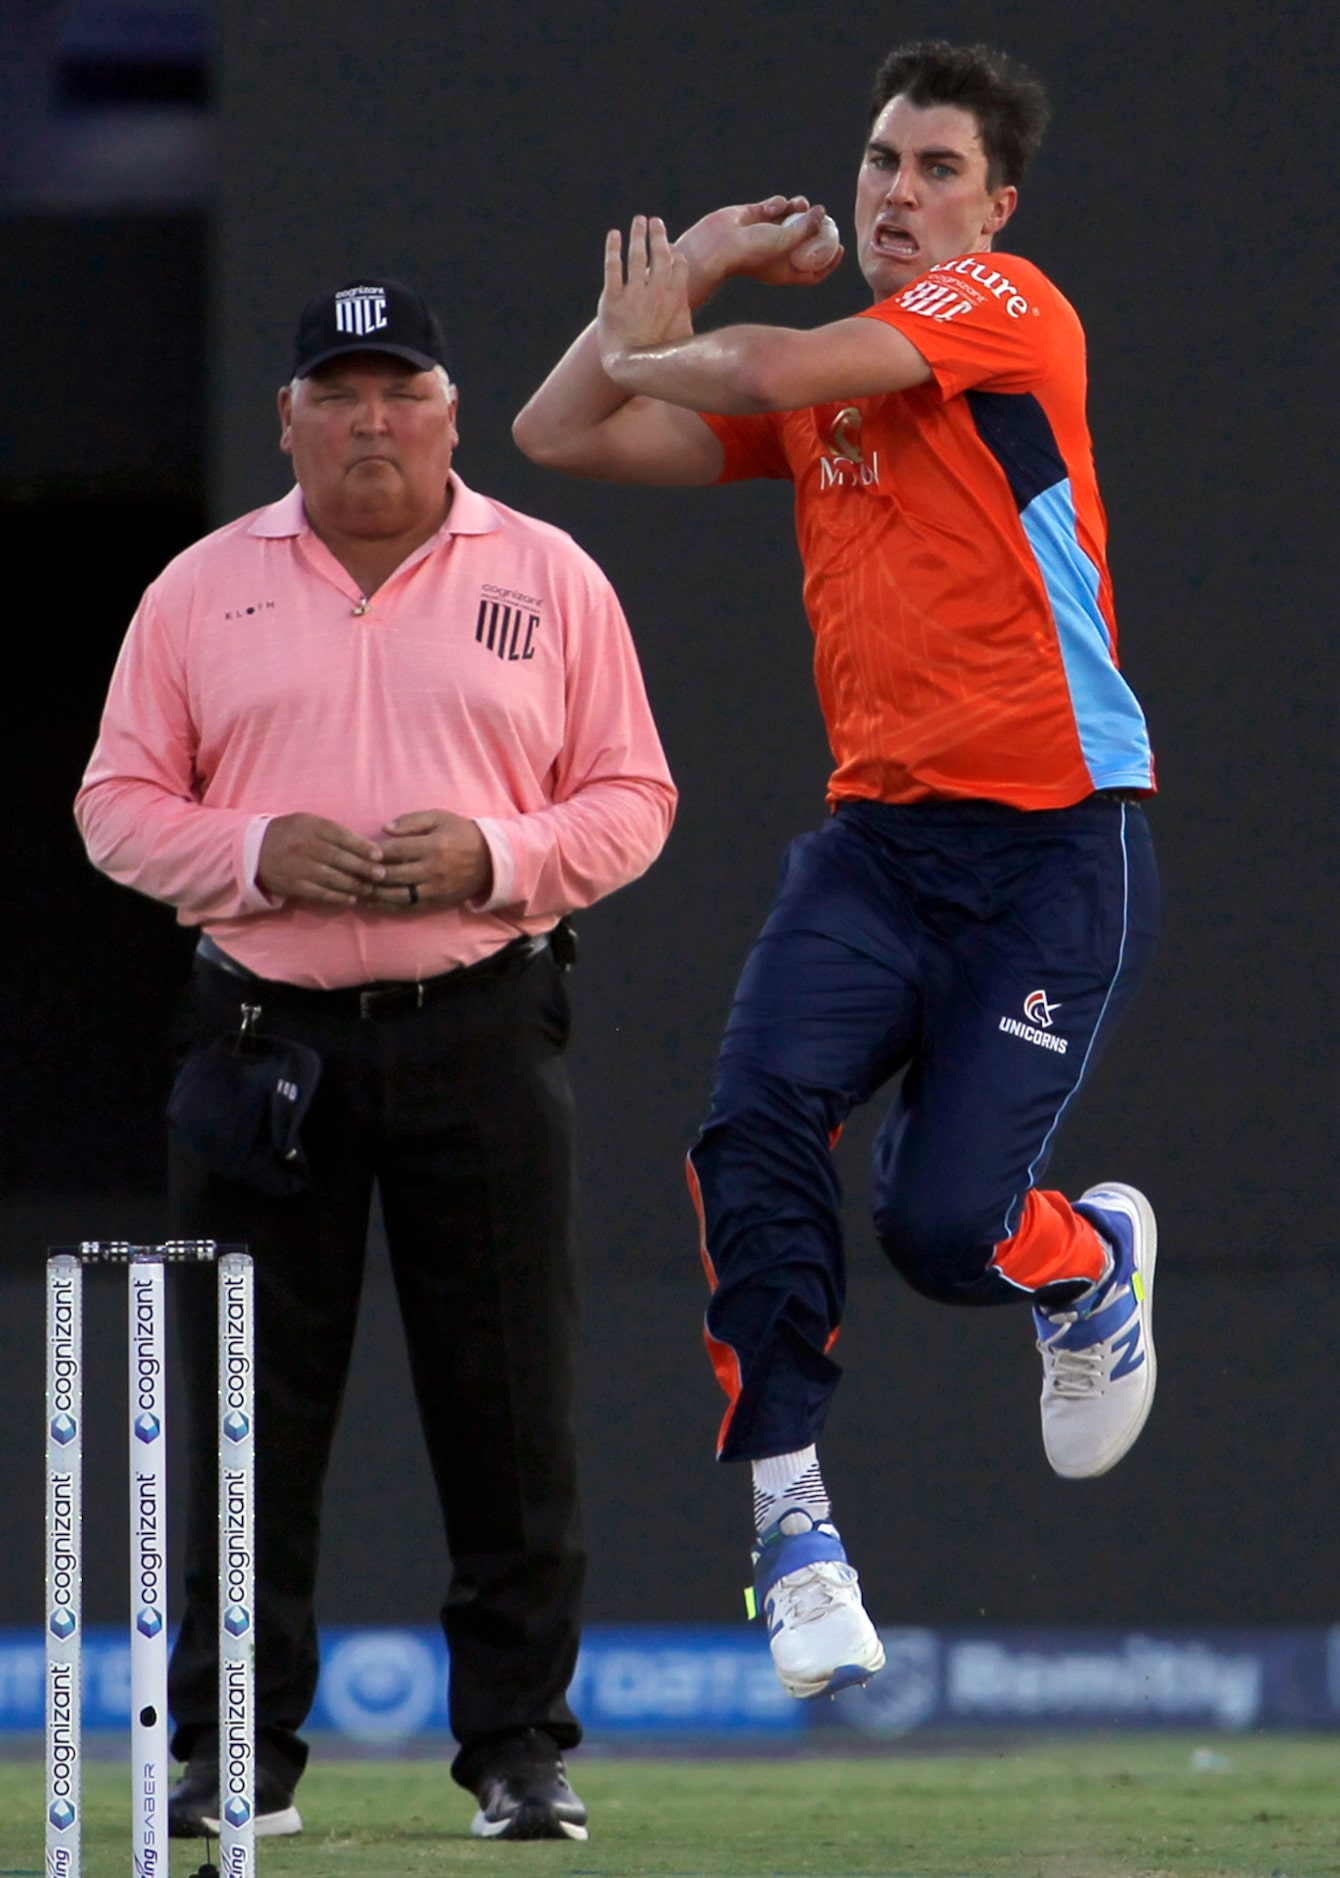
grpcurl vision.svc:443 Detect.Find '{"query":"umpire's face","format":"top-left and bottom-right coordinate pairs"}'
top-left (278, 352), bottom-right (460, 542)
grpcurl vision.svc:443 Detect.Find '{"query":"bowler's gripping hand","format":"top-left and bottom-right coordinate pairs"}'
top-left (373, 810), bottom-right (493, 910)
top-left (258, 813), bottom-right (386, 904)
top-left (675, 198), bottom-right (844, 300)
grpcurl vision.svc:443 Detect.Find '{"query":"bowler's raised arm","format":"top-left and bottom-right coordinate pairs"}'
top-left (513, 197), bottom-right (844, 484)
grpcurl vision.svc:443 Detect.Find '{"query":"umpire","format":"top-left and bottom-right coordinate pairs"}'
top-left (76, 278), bottom-right (676, 1842)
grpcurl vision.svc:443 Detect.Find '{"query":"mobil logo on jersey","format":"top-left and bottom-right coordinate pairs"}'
top-left (818, 407), bottom-right (880, 489)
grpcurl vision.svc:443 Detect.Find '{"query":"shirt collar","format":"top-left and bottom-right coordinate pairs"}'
top-left (247, 470), bottom-right (500, 543)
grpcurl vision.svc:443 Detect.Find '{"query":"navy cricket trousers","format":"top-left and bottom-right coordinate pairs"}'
top-left (688, 795), bottom-right (1160, 1461)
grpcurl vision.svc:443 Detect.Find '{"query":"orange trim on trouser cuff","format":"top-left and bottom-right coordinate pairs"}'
top-left (701, 1325), bottom-right (743, 1455)
top-left (991, 1187), bottom-right (1108, 1292)
top-left (686, 1153), bottom-right (744, 1453)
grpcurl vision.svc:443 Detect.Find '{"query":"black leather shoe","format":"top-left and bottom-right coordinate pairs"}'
top-left (470, 1729), bottom-right (589, 1841)
top-left (168, 1757), bottom-right (304, 1839)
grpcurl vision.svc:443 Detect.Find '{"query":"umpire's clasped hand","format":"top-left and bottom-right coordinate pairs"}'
top-left (372, 808), bottom-right (493, 910)
top-left (257, 811), bottom-right (385, 905)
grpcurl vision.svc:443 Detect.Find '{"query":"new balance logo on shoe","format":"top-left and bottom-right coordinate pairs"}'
top-left (1109, 1314), bottom-right (1146, 1380)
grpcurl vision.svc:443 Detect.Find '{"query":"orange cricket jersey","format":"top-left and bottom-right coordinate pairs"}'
top-left (701, 251), bottom-right (1154, 809)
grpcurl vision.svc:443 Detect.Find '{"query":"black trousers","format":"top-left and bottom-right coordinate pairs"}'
top-left (165, 944), bottom-right (584, 1791)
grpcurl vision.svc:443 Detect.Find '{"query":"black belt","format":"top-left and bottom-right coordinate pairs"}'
top-left (195, 931), bottom-right (546, 1020)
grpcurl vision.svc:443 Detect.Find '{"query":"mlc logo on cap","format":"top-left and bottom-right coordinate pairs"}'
top-left (292, 277), bottom-right (450, 380)
top-left (335, 286), bottom-right (389, 337)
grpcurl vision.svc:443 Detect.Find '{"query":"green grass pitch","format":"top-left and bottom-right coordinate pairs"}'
top-left (2, 1738), bottom-right (1339, 1876)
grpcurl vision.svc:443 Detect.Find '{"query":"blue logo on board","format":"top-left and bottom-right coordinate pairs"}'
top-left (136, 1608), bottom-right (164, 1639)
top-left (134, 1412), bottom-right (161, 1444)
top-left (49, 1609), bottom-right (76, 1640)
top-left (224, 1797), bottom-right (252, 1828)
top-left (223, 1410), bottom-right (250, 1443)
top-left (225, 1605), bottom-right (251, 1638)
top-left (51, 1414), bottom-right (78, 1445)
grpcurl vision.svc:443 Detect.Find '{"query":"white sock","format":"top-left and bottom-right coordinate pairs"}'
top-left (752, 1446), bottom-right (830, 1534)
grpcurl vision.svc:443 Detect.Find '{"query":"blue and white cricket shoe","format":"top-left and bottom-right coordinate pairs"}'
top-left (1035, 1182), bottom-right (1158, 1480)
top-left (751, 1511), bottom-right (885, 1699)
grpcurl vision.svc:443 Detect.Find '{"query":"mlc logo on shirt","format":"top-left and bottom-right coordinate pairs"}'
top-left (476, 585), bottom-right (542, 662)
top-left (335, 287), bottom-right (389, 337)
top-left (897, 276), bottom-right (978, 323)
top-left (897, 260), bottom-right (1032, 323)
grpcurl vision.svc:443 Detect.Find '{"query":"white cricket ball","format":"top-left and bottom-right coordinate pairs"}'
top-left (783, 210), bottom-right (841, 271)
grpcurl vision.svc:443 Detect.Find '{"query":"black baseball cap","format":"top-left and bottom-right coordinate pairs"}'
top-left (291, 278), bottom-right (450, 379)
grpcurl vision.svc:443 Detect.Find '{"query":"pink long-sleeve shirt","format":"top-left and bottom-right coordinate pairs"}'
top-left (76, 475), bottom-right (676, 988)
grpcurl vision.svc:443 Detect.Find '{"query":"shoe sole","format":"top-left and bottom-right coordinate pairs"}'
top-left (471, 1805), bottom-right (589, 1841)
top-left (779, 1640), bottom-right (887, 1701)
top-left (1053, 1182), bottom-right (1158, 1480)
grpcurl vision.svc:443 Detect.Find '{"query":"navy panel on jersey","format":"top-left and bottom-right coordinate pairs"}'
top-left (965, 389), bottom-right (1066, 511)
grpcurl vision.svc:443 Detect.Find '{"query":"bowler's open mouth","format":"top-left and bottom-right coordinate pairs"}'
top-left (871, 219), bottom-right (920, 260)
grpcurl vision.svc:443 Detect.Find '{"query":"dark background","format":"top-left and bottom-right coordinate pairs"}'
top-left (0, 0), bottom-right (1334, 1641)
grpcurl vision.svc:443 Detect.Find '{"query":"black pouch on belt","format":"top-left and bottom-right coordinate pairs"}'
top-left (167, 1013), bottom-right (323, 1197)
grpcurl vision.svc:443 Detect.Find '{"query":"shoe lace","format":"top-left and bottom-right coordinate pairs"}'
top-left (1037, 1333), bottom-right (1105, 1398)
top-left (769, 1561), bottom-right (859, 1628)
